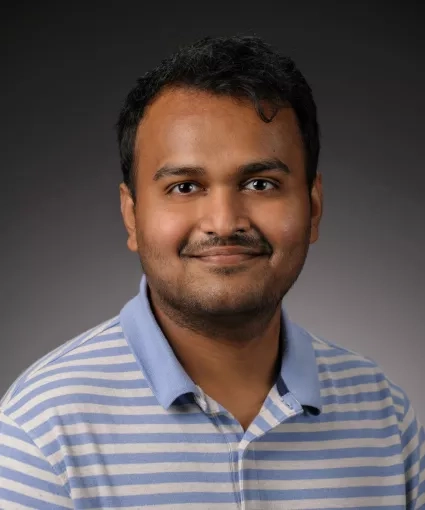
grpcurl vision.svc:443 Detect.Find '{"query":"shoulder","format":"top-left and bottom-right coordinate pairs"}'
top-left (294, 322), bottom-right (413, 425)
top-left (0, 315), bottom-right (132, 421)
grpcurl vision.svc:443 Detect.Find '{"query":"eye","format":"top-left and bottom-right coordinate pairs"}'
top-left (169, 182), bottom-right (202, 195)
top-left (244, 179), bottom-right (278, 191)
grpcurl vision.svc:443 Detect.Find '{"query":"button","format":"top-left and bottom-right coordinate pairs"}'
top-left (282, 392), bottom-right (302, 413)
top-left (195, 391), bottom-right (209, 412)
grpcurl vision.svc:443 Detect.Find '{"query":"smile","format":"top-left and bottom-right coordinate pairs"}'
top-left (198, 253), bottom-right (263, 264)
top-left (191, 246), bottom-right (265, 265)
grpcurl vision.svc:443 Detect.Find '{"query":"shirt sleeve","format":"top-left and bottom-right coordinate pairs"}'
top-left (0, 411), bottom-right (73, 510)
top-left (400, 395), bottom-right (425, 509)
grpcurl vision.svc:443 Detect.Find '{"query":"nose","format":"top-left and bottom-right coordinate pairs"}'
top-left (198, 188), bottom-right (251, 237)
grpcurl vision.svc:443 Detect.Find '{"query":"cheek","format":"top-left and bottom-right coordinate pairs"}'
top-left (260, 202), bottom-right (310, 253)
top-left (137, 206), bottom-right (190, 256)
top-left (263, 212), bottom-right (310, 268)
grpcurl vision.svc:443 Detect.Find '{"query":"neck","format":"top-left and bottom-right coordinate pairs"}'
top-left (148, 287), bottom-right (284, 409)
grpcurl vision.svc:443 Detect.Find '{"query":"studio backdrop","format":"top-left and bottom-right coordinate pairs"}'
top-left (1, 1), bottom-right (424, 421)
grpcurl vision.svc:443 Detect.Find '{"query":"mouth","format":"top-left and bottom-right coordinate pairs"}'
top-left (186, 247), bottom-right (267, 265)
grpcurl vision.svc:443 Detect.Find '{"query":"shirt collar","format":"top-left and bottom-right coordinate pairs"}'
top-left (279, 308), bottom-right (322, 414)
top-left (120, 275), bottom-right (321, 413)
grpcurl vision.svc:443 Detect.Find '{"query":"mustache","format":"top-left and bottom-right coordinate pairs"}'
top-left (180, 232), bottom-right (273, 257)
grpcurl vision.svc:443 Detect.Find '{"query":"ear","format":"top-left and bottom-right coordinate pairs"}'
top-left (309, 172), bottom-right (323, 244)
top-left (119, 183), bottom-right (138, 253)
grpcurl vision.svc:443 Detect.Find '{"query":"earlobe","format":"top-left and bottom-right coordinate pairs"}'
top-left (119, 183), bottom-right (138, 253)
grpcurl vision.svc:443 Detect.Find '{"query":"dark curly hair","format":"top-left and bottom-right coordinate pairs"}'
top-left (116, 35), bottom-right (320, 200)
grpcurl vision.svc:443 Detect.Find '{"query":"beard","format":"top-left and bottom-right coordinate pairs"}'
top-left (136, 228), bottom-right (311, 340)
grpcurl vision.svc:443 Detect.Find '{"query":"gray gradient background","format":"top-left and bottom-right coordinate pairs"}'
top-left (1, 2), bottom-right (424, 421)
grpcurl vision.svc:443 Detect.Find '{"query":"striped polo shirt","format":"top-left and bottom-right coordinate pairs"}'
top-left (0, 275), bottom-right (424, 509)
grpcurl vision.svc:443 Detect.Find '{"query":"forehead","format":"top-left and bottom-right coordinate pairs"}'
top-left (134, 87), bottom-right (304, 173)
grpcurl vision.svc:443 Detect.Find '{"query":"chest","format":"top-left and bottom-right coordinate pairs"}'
top-left (63, 420), bottom-right (406, 509)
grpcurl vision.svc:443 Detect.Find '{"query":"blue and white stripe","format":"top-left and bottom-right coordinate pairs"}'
top-left (1, 275), bottom-right (424, 509)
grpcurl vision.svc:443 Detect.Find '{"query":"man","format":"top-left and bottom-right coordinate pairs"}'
top-left (0, 35), bottom-right (423, 509)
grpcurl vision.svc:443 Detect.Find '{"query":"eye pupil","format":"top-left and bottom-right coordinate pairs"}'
top-left (179, 183), bottom-right (193, 193)
top-left (253, 180), bottom-right (267, 190)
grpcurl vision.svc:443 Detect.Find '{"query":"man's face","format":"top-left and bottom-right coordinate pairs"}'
top-left (121, 88), bottom-right (322, 321)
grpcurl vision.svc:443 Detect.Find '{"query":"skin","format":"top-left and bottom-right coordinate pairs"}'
top-left (120, 87), bottom-right (323, 430)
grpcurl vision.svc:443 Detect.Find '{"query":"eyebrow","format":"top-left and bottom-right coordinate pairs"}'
top-left (152, 157), bottom-right (290, 182)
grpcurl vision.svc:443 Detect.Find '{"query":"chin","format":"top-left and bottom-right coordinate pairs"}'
top-left (186, 281), bottom-right (280, 315)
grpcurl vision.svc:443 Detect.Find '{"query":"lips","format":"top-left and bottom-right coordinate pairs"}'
top-left (188, 246), bottom-right (264, 258)
top-left (182, 246), bottom-right (267, 266)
